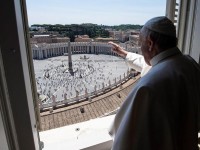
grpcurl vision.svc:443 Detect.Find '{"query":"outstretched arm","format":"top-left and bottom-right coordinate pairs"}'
top-left (108, 41), bottom-right (149, 74)
top-left (108, 41), bottom-right (128, 58)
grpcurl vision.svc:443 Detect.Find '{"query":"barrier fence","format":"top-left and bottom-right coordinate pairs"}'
top-left (40, 71), bottom-right (131, 111)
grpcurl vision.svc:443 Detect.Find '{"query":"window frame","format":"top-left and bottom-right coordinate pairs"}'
top-left (0, 0), bottom-right (40, 149)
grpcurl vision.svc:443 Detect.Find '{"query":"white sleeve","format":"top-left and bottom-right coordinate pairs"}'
top-left (125, 52), bottom-right (146, 72)
top-left (125, 52), bottom-right (151, 76)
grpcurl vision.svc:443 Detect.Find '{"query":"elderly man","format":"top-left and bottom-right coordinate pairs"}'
top-left (109, 16), bottom-right (200, 150)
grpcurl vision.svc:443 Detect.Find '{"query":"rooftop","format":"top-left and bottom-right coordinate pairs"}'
top-left (40, 75), bottom-right (140, 131)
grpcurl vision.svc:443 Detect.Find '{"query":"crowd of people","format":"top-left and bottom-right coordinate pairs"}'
top-left (34, 54), bottom-right (129, 104)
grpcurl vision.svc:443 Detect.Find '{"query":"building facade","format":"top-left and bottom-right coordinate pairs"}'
top-left (31, 42), bottom-right (118, 59)
top-left (30, 35), bottom-right (70, 44)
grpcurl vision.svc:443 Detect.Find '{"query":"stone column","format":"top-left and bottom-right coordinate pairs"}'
top-left (40, 49), bottom-right (43, 59)
top-left (64, 93), bottom-right (67, 100)
top-left (75, 90), bottom-right (79, 97)
top-left (85, 88), bottom-right (88, 97)
top-left (68, 42), bottom-right (73, 73)
top-left (87, 45), bottom-right (89, 53)
top-left (127, 68), bottom-right (129, 76)
top-left (94, 85), bottom-right (97, 94)
top-left (109, 80), bottom-right (111, 87)
top-left (37, 50), bottom-right (39, 59)
top-left (91, 43), bottom-right (94, 53)
top-left (102, 82), bottom-right (105, 90)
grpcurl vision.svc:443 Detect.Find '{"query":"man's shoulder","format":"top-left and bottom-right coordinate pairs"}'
top-left (137, 66), bottom-right (169, 87)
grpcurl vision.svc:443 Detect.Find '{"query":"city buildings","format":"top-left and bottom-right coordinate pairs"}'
top-left (1, 0), bottom-right (200, 150)
top-left (30, 35), bottom-right (70, 44)
top-left (31, 42), bottom-right (116, 59)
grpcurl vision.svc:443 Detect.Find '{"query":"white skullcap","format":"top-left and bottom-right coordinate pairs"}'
top-left (143, 16), bottom-right (176, 37)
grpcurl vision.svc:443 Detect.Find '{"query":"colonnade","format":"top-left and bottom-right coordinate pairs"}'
top-left (32, 42), bottom-right (117, 59)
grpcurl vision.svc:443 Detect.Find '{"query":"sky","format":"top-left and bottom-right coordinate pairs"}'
top-left (26, 0), bottom-right (166, 26)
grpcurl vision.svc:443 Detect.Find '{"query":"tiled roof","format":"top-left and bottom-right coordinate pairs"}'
top-left (40, 76), bottom-right (140, 131)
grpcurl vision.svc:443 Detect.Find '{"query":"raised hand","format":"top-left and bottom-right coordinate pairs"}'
top-left (108, 41), bottom-right (128, 58)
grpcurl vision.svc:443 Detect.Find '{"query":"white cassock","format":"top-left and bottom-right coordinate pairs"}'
top-left (109, 47), bottom-right (200, 150)
top-left (125, 52), bottom-right (151, 76)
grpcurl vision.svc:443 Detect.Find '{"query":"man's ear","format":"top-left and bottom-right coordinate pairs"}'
top-left (147, 37), bottom-right (154, 52)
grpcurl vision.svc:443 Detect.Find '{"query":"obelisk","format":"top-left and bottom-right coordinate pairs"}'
top-left (68, 41), bottom-right (73, 74)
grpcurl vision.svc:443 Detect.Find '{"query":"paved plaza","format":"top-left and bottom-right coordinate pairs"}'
top-left (33, 54), bottom-right (129, 105)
